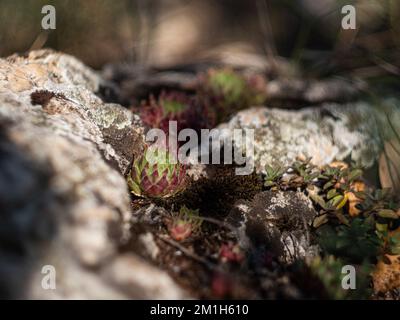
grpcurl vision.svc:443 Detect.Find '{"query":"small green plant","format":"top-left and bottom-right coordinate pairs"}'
top-left (263, 164), bottom-right (285, 187)
top-left (168, 206), bottom-right (203, 241)
top-left (291, 157), bottom-right (320, 184)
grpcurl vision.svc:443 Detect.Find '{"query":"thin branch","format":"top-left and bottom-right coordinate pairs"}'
top-left (256, 0), bottom-right (277, 66)
top-left (191, 216), bottom-right (236, 232)
top-left (157, 234), bottom-right (219, 271)
top-left (370, 55), bottom-right (400, 77)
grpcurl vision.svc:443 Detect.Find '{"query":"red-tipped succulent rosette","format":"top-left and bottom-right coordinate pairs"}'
top-left (139, 91), bottom-right (215, 134)
top-left (127, 146), bottom-right (187, 199)
top-left (168, 206), bottom-right (202, 241)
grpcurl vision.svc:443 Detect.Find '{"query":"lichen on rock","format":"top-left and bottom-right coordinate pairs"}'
top-left (226, 191), bottom-right (319, 265)
top-left (215, 103), bottom-right (382, 174)
top-left (0, 50), bottom-right (187, 299)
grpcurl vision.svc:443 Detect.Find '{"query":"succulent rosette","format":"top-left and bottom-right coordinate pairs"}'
top-left (206, 68), bottom-right (248, 106)
top-left (199, 68), bottom-right (267, 122)
top-left (168, 206), bottom-right (202, 241)
top-left (127, 146), bottom-right (187, 198)
top-left (219, 242), bottom-right (244, 263)
top-left (139, 91), bottom-right (214, 134)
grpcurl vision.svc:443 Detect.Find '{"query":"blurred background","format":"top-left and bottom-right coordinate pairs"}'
top-left (0, 0), bottom-right (399, 81)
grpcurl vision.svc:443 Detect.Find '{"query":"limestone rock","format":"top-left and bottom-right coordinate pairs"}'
top-left (226, 191), bottom-right (319, 265)
top-left (0, 49), bottom-right (144, 173)
top-left (266, 78), bottom-right (365, 104)
top-left (215, 103), bottom-right (382, 174)
top-left (0, 50), bottom-right (187, 299)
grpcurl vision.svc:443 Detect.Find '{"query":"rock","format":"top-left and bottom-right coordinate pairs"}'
top-left (0, 50), bottom-right (144, 173)
top-left (266, 78), bottom-right (365, 104)
top-left (226, 191), bottom-right (319, 265)
top-left (0, 50), bottom-right (187, 299)
top-left (215, 103), bottom-right (382, 174)
top-left (102, 254), bottom-right (186, 300)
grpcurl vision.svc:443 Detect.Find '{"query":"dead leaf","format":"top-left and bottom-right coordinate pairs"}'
top-left (378, 209), bottom-right (399, 219)
top-left (372, 254), bottom-right (400, 293)
top-left (329, 161), bottom-right (349, 170)
top-left (346, 181), bottom-right (366, 217)
top-left (313, 214), bottom-right (328, 228)
top-left (379, 140), bottom-right (400, 193)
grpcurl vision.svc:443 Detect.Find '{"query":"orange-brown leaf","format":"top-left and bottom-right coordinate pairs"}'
top-left (346, 181), bottom-right (366, 217)
top-left (372, 254), bottom-right (400, 293)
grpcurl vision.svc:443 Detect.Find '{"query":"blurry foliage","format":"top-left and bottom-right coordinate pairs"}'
top-left (0, 0), bottom-right (138, 68)
top-left (309, 255), bottom-right (372, 299)
top-left (0, 0), bottom-right (398, 77)
top-left (317, 218), bottom-right (382, 264)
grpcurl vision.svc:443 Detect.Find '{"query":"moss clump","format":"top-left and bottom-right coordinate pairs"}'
top-left (171, 165), bottom-right (262, 217)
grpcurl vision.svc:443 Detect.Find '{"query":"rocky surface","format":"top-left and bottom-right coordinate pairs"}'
top-left (0, 50), bottom-right (187, 299)
top-left (226, 191), bottom-right (319, 265)
top-left (265, 78), bottom-right (366, 104)
top-left (0, 49), bottom-right (396, 300)
top-left (102, 61), bottom-right (363, 107)
top-left (215, 104), bottom-right (382, 174)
